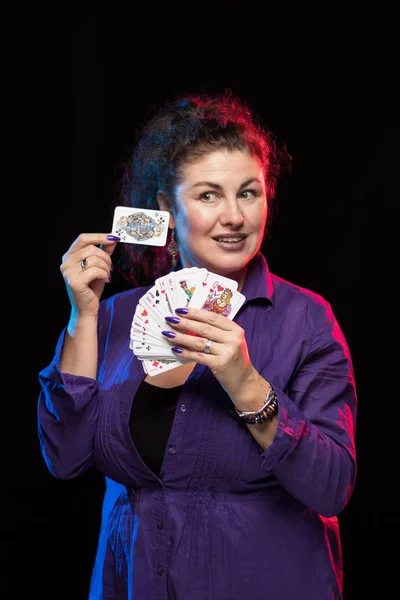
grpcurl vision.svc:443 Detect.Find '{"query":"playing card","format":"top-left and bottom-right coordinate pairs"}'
top-left (130, 312), bottom-right (171, 349)
top-left (132, 304), bottom-right (163, 338)
top-left (142, 357), bottom-right (192, 375)
top-left (139, 285), bottom-right (167, 328)
top-left (111, 206), bottom-right (170, 246)
top-left (170, 267), bottom-right (208, 311)
top-left (178, 270), bottom-right (239, 313)
top-left (131, 338), bottom-right (177, 358)
top-left (200, 287), bottom-right (246, 320)
top-left (130, 324), bottom-right (160, 347)
top-left (165, 272), bottom-right (178, 309)
top-left (154, 274), bottom-right (175, 317)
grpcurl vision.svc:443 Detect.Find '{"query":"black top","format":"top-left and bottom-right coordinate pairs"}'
top-left (129, 379), bottom-right (182, 476)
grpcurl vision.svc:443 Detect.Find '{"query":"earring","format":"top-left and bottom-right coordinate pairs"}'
top-left (167, 229), bottom-right (179, 267)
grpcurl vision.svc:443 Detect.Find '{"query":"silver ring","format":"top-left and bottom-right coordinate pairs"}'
top-left (204, 339), bottom-right (213, 354)
top-left (80, 257), bottom-right (88, 271)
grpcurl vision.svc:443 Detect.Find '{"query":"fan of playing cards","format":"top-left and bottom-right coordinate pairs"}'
top-left (130, 267), bottom-right (246, 375)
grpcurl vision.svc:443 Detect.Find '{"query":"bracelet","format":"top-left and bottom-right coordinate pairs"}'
top-left (234, 384), bottom-right (278, 425)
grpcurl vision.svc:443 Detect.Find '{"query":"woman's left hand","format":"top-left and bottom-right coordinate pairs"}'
top-left (162, 307), bottom-right (259, 404)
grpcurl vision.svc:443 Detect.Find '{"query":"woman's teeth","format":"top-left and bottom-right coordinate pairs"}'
top-left (215, 237), bottom-right (245, 243)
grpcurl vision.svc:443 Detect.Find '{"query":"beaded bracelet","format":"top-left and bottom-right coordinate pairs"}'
top-left (235, 384), bottom-right (278, 425)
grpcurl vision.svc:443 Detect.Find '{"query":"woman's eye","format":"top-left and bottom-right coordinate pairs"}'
top-left (240, 189), bottom-right (257, 199)
top-left (199, 192), bottom-right (218, 202)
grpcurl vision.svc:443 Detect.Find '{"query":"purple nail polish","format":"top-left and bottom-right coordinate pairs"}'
top-left (175, 307), bottom-right (189, 315)
top-left (171, 347), bottom-right (183, 354)
top-left (165, 316), bottom-right (180, 324)
top-left (161, 330), bottom-right (176, 339)
top-left (107, 235), bottom-right (120, 241)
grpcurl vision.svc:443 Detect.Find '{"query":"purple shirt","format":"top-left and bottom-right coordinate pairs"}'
top-left (37, 253), bottom-right (357, 600)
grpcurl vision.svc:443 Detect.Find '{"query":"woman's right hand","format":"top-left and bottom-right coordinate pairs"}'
top-left (60, 233), bottom-right (120, 318)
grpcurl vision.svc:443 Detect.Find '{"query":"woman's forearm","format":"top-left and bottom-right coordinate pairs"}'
top-left (59, 313), bottom-right (99, 378)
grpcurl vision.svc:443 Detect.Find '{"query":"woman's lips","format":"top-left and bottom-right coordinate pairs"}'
top-left (212, 235), bottom-right (248, 250)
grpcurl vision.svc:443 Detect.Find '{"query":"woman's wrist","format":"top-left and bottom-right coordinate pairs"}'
top-left (230, 366), bottom-right (271, 412)
top-left (67, 311), bottom-right (99, 340)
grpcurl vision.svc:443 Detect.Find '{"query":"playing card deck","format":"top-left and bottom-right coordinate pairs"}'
top-left (130, 267), bottom-right (246, 375)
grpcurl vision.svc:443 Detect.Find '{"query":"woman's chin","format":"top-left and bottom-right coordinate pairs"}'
top-left (181, 244), bottom-right (257, 279)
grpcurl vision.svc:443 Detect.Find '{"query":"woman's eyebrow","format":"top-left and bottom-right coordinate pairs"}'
top-left (191, 178), bottom-right (261, 191)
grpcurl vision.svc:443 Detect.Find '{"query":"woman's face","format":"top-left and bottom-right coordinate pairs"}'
top-left (159, 149), bottom-right (267, 289)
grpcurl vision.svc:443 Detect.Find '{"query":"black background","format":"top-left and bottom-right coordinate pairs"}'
top-left (4, 2), bottom-right (399, 598)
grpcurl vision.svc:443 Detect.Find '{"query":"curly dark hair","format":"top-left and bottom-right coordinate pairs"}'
top-left (112, 90), bottom-right (291, 286)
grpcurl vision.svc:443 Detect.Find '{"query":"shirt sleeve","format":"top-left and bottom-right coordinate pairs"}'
top-left (37, 301), bottom-right (111, 480)
top-left (260, 301), bottom-right (357, 517)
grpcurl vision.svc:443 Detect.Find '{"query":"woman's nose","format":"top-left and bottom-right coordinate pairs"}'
top-left (220, 200), bottom-right (244, 227)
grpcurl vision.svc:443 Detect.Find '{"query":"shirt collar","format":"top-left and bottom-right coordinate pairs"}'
top-left (241, 252), bottom-right (274, 304)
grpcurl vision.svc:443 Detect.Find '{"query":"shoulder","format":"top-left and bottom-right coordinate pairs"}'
top-left (270, 274), bottom-right (352, 358)
top-left (271, 273), bottom-right (335, 327)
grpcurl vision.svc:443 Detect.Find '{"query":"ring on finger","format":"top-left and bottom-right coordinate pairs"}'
top-left (80, 257), bottom-right (88, 271)
top-left (204, 339), bottom-right (213, 354)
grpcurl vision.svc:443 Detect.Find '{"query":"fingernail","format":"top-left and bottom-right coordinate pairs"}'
top-left (165, 316), bottom-right (180, 324)
top-left (171, 347), bottom-right (183, 354)
top-left (175, 307), bottom-right (189, 315)
top-left (161, 330), bottom-right (176, 339)
top-left (107, 235), bottom-right (120, 241)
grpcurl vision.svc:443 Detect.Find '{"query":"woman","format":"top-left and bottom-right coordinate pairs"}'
top-left (37, 92), bottom-right (357, 599)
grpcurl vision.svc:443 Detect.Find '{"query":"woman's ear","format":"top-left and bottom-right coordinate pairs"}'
top-left (157, 191), bottom-right (176, 229)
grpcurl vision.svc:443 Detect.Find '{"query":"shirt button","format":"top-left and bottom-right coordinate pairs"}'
top-left (157, 566), bottom-right (164, 576)
top-left (168, 446), bottom-right (176, 455)
top-left (180, 403), bottom-right (187, 412)
top-left (156, 520), bottom-right (164, 530)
